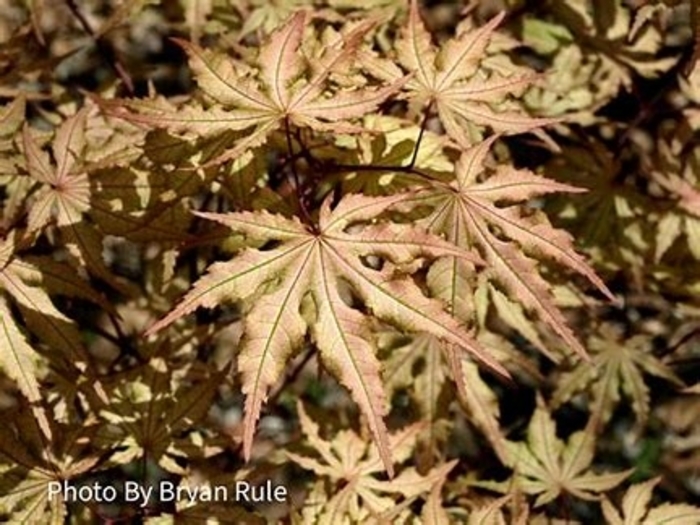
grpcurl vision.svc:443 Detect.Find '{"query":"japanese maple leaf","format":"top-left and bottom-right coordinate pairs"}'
top-left (21, 110), bottom-right (136, 292)
top-left (395, 137), bottom-right (615, 359)
top-left (21, 106), bottom-right (183, 285)
top-left (0, 408), bottom-right (101, 523)
top-left (651, 165), bottom-right (700, 261)
top-left (22, 111), bottom-right (90, 234)
top-left (0, 232), bottom-right (87, 383)
top-left (106, 11), bottom-right (405, 166)
top-left (0, 229), bottom-right (115, 439)
top-left (0, 294), bottom-right (51, 441)
top-left (287, 402), bottom-right (455, 523)
top-left (482, 400), bottom-right (632, 507)
top-left (602, 477), bottom-right (700, 525)
top-left (146, 193), bottom-right (505, 475)
top-left (383, 331), bottom-right (530, 462)
top-left (386, 0), bottom-right (551, 147)
top-left (0, 97), bottom-right (27, 229)
top-left (552, 324), bottom-right (682, 425)
top-left (96, 359), bottom-right (223, 473)
top-left (542, 136), bottom-right (651, 274)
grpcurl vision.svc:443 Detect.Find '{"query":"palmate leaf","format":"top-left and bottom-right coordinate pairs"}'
top-left (395, 137), bottom-right (615, 359)
top-left (20, 110), bottom-right (141, 292)
top-left (0, 96), bottom-right (27, 228)
top-left (525, 2), bottom-right (676, 126)
top-left (105, 11), bottom-right (405, 167)
top-left (650, 146), bottom-right (700, 261)
top-left (482, 399), bottom-right (632, 508)
top-left (0, 232), bottom-right (88, 372)
top-left (0, 408), bottom-right (101, 523)
top-left (388, 0), bottom-right (552, 147)
top-left (21, 104), bottom-right (192, 275)
top-left (0, 229), bottom-right (113, 438)
top-left (383, 329), bottom-right (540, 462)
top-left (22, 110), bottom-right (91, 234)
top-left (543, 135), bottom-right (651, 272)
top-left (0, 295), bottom-right (51, 440)
top-left (146, 193), bottom-right (505, 475)
top-left (601, 477), bottom-right (700, 525)
top-left (552, 324), bottom-right (683, 426)
top-left (555, 0), bottom-right (677, 80)
top-left (95, 359), bottom-right (223, 474)
top-left (287, 402), bottom-right (455, 524)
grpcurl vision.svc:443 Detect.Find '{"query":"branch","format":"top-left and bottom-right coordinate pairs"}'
top-left (64, 0), bottom-right (135, 95)
top-left (408, 100), bottom-right (434, 169)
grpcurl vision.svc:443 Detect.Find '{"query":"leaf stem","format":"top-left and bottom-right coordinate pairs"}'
top-left (408, 100), bottom-right (434, 169)
top-left (283, 118), bottom-right (314, 226)
top-left (64, 0), bottom-right (135, 95)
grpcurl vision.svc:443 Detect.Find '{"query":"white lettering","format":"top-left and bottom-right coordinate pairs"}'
top-left (47, 480), bottom-right (123, 503)
top-left (124, 481), bottom-right (140, 503)
top-left (64, 482), bottom-right (77, 501)
top-left (233, 481), bottom-right (287, 503)
top-left (102, 485), bottom-right (117, 502)
top-left (47, 481), bottom-right (63, 500)
top-left (77, 485), bottom-right (93, 501)
top-left (235, 481), bottom-right (250, 502)
top-left (159, 481), bottom-right (176, 502)
top-left (214, 485), bottom-right (228, 502)
top-left (139, 485), bottom-right (153, 508)
top-left (124, 482), bottom-right (153, 507)
top-left (272, 485), bottom-right (287, 502)
top-left (192, 485), bottom-right (210, 503)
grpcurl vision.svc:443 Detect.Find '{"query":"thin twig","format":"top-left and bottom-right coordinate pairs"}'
top-left (284, 118), bottom-right (313, 225)
top-left (408, 100), bottom-right (434, 168)
top-left (64, 0), bottom-right (135, 95)
top-left (90, 323), bottom-right (123, 348)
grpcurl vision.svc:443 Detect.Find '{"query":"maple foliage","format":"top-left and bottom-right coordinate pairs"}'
top-left (0, 0), bottom-right (699, 522)
top-left (364, 0), bottom-right (554, 147)
top-left (287, 402), bottom-right (454, 523)
top-left (393, 135), bottom-right (616, 358)
top-left (104, 10), bottom-right (406, 167)
top-left (481, 399), bottom-right (633, 507)
top-left (95, 358), bottom-right (224, 474)
top-left (552, 323), bottom-right (682, 426)
top-left (0, 408), bottom-right (101, 523)
top-left (602, 477), bottom-right (700, 525)
top-left (145, 192), bottom-right (503, 476)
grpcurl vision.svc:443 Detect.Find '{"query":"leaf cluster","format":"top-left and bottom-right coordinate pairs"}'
top-left (0, 0), bottom-right (699, 523)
